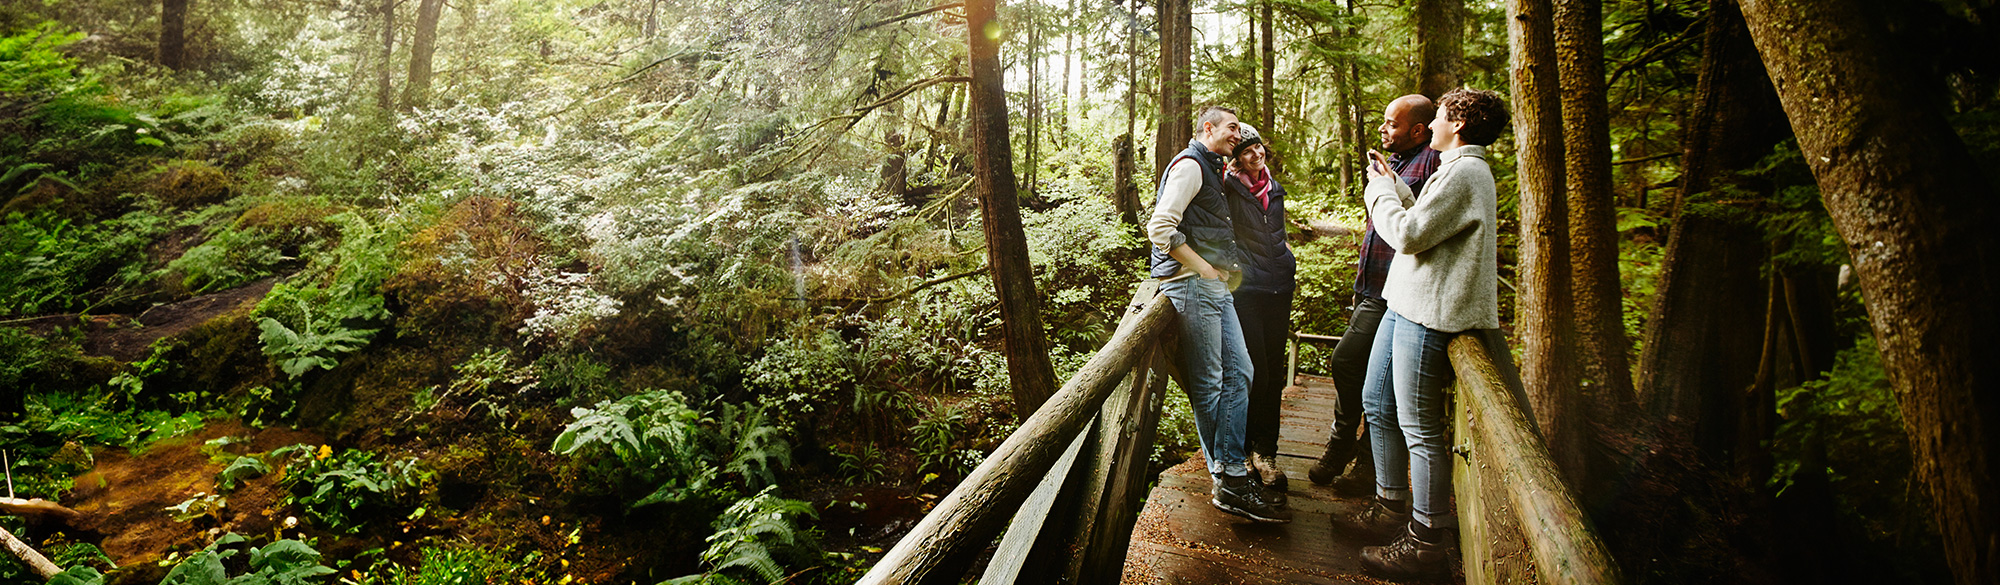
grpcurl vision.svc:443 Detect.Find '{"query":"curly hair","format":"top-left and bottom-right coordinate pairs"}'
top-left (1437, 88), bottom-right (1509, 146)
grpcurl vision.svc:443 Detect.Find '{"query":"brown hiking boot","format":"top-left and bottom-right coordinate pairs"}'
top-left (1331, 458), bottom-right (1376, 497)
top-left (1330, 497), bottom-right (1411, 543)
top-left (1308, 436), bottom-right (1355, 485)
top-left (1360, 525), bottom-right (1452, 580)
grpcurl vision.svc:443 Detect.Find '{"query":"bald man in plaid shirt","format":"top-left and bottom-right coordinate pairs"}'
top-left (1309, 95), bottom-right (1442, 493)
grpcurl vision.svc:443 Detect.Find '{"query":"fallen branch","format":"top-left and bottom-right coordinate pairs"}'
top-left (0, 524), bottom-right (59, 580)
top-left (0, 498), bottom-right (81, 525)
top-left (789, 265), bottom-right (987, 304)
top-left (857, 2), bottom-right (965, 31)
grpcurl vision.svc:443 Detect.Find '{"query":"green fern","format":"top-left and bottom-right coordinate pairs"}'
top-left (667, 487), bottom-right (819, 585)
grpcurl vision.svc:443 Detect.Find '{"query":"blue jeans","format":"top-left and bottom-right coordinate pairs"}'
top-left (1362, 308), bottom-right (1457, 529)
top-left (1162, 277), bottom-right (1253, 477)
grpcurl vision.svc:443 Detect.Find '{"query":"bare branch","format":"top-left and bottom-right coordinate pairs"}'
top-left (857, 2), bottom-right (966, 31)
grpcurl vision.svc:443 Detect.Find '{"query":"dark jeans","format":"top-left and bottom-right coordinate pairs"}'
top-left (1233, 289), bottom-right (1293, 457)
top-left (1329, 295), bottom-right (1388, 449)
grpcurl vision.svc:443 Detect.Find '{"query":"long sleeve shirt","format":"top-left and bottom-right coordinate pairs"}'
top-left (1363, 145), bottom-right (1498, 333)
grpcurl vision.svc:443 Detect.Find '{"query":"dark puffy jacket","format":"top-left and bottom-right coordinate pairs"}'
top-left (1148, 140), bottom-right (1245, 278)
top-left (1224, 170), bottom-right (1296, 294)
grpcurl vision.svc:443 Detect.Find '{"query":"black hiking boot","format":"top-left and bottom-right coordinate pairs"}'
top-left (1330, 497), bottom-right (1411, 543)
top-left (1250, 451), bottom-right (1290, 493)
top-left (1308, 435), bottom-right (1355, 486)
top-left (1360, 525), bottom-right (1452, 580)
top-left (1212, 474), bottom-right (1293, 523)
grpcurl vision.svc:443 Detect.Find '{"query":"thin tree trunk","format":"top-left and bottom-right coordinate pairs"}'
top-left (1415, 0), bottom-right (1462, 99)
top-left (1554, 0), bottom-right (1634, 419)
top-left (403, 0), bottom-right (444, 109)
top-left (1738, 1), bottom-right (2000, 582)
top-left (1637, 0), bottom-right (1785, 462)
top-left (1063, 0), bottom-right (1075, 136)
top-left (1508, 0), bottom-right (1584, 482)
top-left (1026, 6), bottom-right (1040, 198)
top-left (160, 0), bottom-right (188, 69)
top-left (1154, 0), bottom-right (1192, 177)
top-left (1260, 0), bottom-right (1274, 128)
top-left (378, 0), bottom-right (396, 111)
top-left (967, 0), bottom-right (1060, 419)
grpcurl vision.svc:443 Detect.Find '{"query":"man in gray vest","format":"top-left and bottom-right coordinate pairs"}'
top-left (1146, 105), bottom-right (1291, 523)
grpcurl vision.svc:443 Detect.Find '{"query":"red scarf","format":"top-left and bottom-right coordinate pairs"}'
top-left (1238, 168), bottom-right (1273, 210)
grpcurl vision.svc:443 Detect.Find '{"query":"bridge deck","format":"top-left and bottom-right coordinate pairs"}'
top-left (1120, 376), bottom-right (1464, 584)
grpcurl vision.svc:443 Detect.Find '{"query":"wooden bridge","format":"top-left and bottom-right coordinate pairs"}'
top-left (856, 281), bottom-right (1623, 585)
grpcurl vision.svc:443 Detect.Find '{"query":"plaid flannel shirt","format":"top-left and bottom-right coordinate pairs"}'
top-left (1355, 146), bottom-right (1442, 300)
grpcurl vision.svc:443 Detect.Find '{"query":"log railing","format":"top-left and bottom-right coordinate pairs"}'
top-left (856, 281), bottom-right (1180, 585)
top-left (1450, 331), bottom-right (1624, 585)
top-left (857, 281), bottom-right (1623, 585)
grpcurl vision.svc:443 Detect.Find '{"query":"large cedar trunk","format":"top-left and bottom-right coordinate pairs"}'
top-left (966, 0), bottom-right (1060, 419)
top-left (1507, 0), bottom-right (1584, 481)
top-left (1154, 0), bottom-right (1192, 177)
top-left (1553, 0), bottom-right (1634, 414)
top-left (1414, 0), bottom-right (1461, 99)
top-left (1113, 134), bottom-right (1139, 225)
top-left (1737, 0), bottom-right (2000, 582)
top-left (1260, 0), bottom-right (1274, 129)
top-left (160, 0), bottom-right (188, 69)
top-left (403, 0), bottom-right (445, 109)
top-left (1636, 0), bottom-right (1785, 458)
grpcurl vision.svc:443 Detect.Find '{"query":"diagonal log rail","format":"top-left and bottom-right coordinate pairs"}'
top-left (856, 285), bottom-right (1178, 585)
top-left (1451, 333), bottom-right (1624, 585)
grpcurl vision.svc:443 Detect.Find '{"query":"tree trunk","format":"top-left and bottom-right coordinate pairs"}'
top-left (1508, 0), bottom-right (1583, 482)
top-left (1260, 0), bottom-right (1274, 128)
top-left (1063, 0), bottom-right (1075, 136)
top-left (1154, 0), bottom-right (1192, 177)
top-left (159, 0), bottom-right (188, 69)
top-left (1114, 134), bottom-right (1138, 225)
top-left (967, 0), bottom-right (1061, 419)
top-left (403, 0), bottom-right (444, 109)
top-left (1554, 0), bottom-right (1634, 420)
top-left (1637, 0), bottom-right (1785, 458)
top-left (1414, 0), bottom-right (1462, 99)
top-left (1737, 0), bottom-right (2000, 582)
top-left (378, 0), bottom-right (396, 111)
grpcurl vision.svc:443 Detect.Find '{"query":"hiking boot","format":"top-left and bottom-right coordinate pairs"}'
top-left (1212, 475), bottom-right (1293, 523)
top-left (1308, 435), bottom-right (1355, 485)
top-left (1360, 525), bottom-right (1451, 580)
top-left (1249, 451), bottom-right (1290, 493)
top-left (1330, 497), bottom-right (1411, 543)
top-left (1331, 458), bottom-right (1376, 498)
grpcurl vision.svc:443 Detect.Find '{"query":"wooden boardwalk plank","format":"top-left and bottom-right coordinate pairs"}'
top-left (1122, 377), bottom-right (1463, 585)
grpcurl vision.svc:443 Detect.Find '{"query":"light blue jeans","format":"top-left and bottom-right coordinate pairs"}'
top-left (1363, 308), bottom-right (1457, 529)
top-left (1161, 276), bottom-right (1253, 478)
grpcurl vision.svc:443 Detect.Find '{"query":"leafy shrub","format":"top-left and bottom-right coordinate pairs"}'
top-left (910, 401), bottom-right (969, 477)
top-left (254, 282), bottom-right (386, 377)
top-left (664, 487), bottom-right (820, 585)
top-left (358, 545), bottom-right (532, 585)
top-left (215, 455), bottom-right (270, 492)
top-left (273, 444), bottom-right (430, 533)
top-left (169, 226), bottom-right (286, 293)
top-left (831, 443), bottom-right (885, 486)
top-left (156, 533), bottom-right (336, 585)
top-left (0, 23), bottom-right (166, 175)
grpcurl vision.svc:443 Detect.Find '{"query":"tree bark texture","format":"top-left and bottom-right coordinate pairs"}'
top-left (1508, 0), bottom-right (1584, 482)
top-left (1554, 0), bottom-right (1635, 415)
top-left (1415, 0), bottom-right (1462, 99)
top-left (1114, 134), bottom-right (1139, 225)
top-left (160, 0), bottom-right (188, 69)
top-left (1637, 0), bottom-right (1785, 458)
top-left (1154, 0), bottom-right (1193, 177)
top-left (1738, 0), bottom-right (2000, 582)
top-left (967, 0), bottom-right (1060, 419)
top-left (403, 0), bottom-right (444, 109)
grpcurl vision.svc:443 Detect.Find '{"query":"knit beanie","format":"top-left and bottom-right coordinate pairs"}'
top-left (1233, 122), bottom-right (1264, 158)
